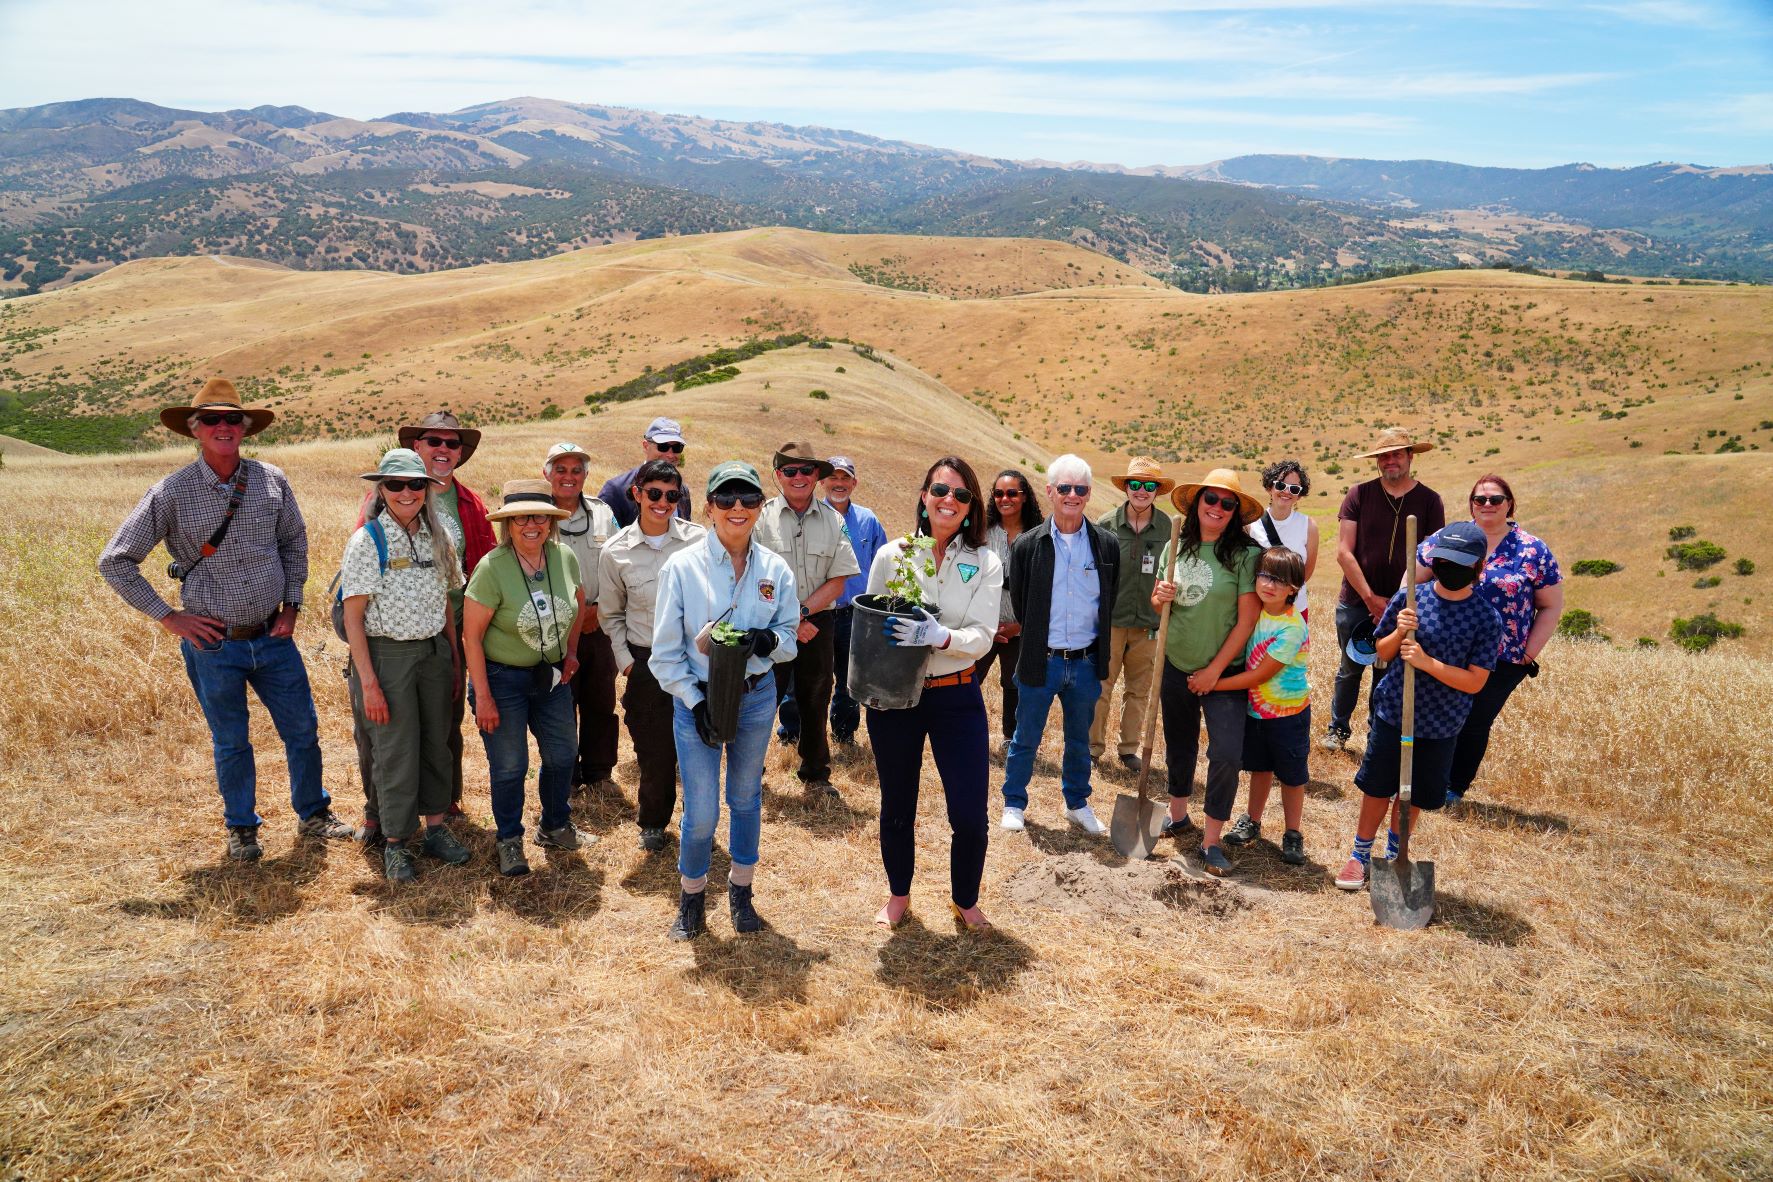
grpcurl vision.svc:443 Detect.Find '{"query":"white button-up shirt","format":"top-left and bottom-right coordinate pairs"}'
top-left (865, 535), bottom-right (1003, 678)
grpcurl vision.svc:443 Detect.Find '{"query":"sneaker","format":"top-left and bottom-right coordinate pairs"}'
top-left (536, 824), bottom-right (592, 851)
top-left (806, 779), bottom-right (840, 799)
top-left (1199, 844), bottom-right (1233, 876)
top-left (1334, 857), bottom-right (1369, 891)
top-left (728, 883), bottom-right (763, 933)
top-left (296, 809), bottom-right (356, 840)
top-left (496, 837), bottom-right (530, 877)
top-left (383, 844), bottom-right (417, 883)
top-left (1065, 805), bottom-right (1107, 836)
top-left (585, 777), bottom-right (618, 796)
top-left (638, 827), bottom-right (667, 852)
top-left (1319, 727), bottom-right (1350, 752)
top-left (1223, 813), bottom-right (1261, 847)
top-left (668, 890), bottom-right (706, 941)
top-left (1119, 753), bottom-right (1143, 773)
top-left (1000, 806), bottom-right (1026, 832)
top-left (356, 817), bottom-right (385, 847)
top-left (421, 825), bottom-right (471, 865)
top-left (226, 825), bottom-right (262, 862)
top-left (1281, 830), bottom-right (1307, 866)
top-left (1161, 814), bottom-right (1196, 840)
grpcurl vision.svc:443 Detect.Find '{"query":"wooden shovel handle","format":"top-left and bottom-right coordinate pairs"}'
top-left (1134, 513), bottom-right (1185, 803)
top-left (1398, 515), bottom-right (1418, 854)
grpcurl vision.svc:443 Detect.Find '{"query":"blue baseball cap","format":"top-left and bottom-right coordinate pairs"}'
top-left (1425, 520), bottom-right (1487, 567)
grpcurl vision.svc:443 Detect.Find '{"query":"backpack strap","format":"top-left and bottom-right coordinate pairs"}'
top-left (366, 518), bottom-right (389, 575)
top-left (1258, 511), bottom-right (1280, 549)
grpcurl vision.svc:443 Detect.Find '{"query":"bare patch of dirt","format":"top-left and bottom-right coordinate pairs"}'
top-left (1003, 852), bottom-right (1251, 923)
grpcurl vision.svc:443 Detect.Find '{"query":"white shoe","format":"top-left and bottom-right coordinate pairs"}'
top-left (1066, 805), bottom-right (1107, 836)
top-left (1000, 806), bottom-right (1026, 832)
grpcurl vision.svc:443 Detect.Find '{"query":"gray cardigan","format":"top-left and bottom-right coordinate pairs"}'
top-left (1006, 517), bottom-right (1121, 684)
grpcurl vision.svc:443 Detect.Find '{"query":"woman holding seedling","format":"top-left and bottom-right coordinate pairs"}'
top-left (650, 461), bottom-right (800, 942)
top-left (865, 457), bottom-right (1003, 931)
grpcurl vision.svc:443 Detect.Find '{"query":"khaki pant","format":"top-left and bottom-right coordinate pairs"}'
top-left (1089, 625), bottom-right (1157, 759)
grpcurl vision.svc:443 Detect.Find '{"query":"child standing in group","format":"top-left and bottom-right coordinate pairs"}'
top-left (1334, 521), bottom-right (1501, 890)
top-left (1215, 547), bottom-right (1312, 865)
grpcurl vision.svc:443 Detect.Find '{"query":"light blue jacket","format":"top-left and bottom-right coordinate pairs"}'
top-left (650, 535), bottom-right (800, 707)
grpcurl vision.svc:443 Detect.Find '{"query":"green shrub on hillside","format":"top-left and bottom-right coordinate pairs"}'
top-left (1667, 540), bottom-right (1726, 571)
top-left (1558, 608), bottom-right (1606, 641)
top-left (1736, 558), bottom-right (1756, 576)
top-left (1571, 559), bottom-right (1622, 577)
top-left (676, 365), bottom-right (740, 391)
top-left (1669, 613), bottom-right (1744, 652)
top-left (1668, 525), bottom-right (1696, 541)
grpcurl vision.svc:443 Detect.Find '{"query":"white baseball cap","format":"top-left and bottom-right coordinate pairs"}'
top-left (644, 417), bottom-right (685, 445)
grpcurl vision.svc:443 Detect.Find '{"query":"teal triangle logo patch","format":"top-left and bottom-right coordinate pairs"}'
top-left (958, 563), bottom-right (979, 583)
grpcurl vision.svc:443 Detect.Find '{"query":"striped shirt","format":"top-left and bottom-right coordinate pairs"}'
top-left (100, 457), bottom-right (309, 627)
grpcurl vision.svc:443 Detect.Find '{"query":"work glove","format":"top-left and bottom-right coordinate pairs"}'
top-left (744, 627), bottom-right (778, 658)
top-left (886, 614), bottom-right (950, 649)
top-left (692, 700), bottom-right (721, 749)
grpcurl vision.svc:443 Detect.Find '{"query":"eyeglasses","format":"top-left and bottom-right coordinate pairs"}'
top-left (652, 441), bottom-right (685, 455)
top-left (511, 514), bottom-right (554, 525)
top-left (777, 464), bottom-right (820, 478)
top-left (196, 412), bottom-right (247, 427)
top-left (381, 478), bottom-right (431, 492)
top-left (639, 486), bottom-right (683, 504)
top-left (992, 488), bottom-right (1022, 499)
top-left (1198, 490), bottom-right (1242, 511)
top-left (1255, 572), bottom-right (1295, 587)
top-left (1054, 484), bottom-right (1090, 497)
top-left (710, 491), bottom-right (765, 510)
top-left (1471, 494), bottom-right (1509, 507)
top-left (1268, 481), bottom-right (1305, 496)
top-left (419, 435), bottom-right (462, 449)
top-left (927, 482), bottom-right (974, 505)
top-left (1125, 480), bottom-right (1161, 492)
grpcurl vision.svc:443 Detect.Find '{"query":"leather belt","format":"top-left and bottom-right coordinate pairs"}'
top-left (1047, 643), bottom-right (1096, 660)
top-left (226, 623), bottom-right (269, 641)
top-left (744, 670), bottom-right (773, 692)
top-left (924, 664), bottom-right (977, 689)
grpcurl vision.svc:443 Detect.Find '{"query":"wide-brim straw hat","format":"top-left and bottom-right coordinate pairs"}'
top-left (159, 378), bottom-right (275, 438)
top-left (771, 441), bottom-right (833, 479)
top-left (1110, 456), bottom-right (1175, 494)
top-left (360, 448), bottom-right (444, 484)
top-left (1356, 427), bottom-right (1435, 459)
top-left (487, 478), bottom-right (572, 521)
top-left (398, 411), bottom-right (483, 466)
top-left (1172, 467), bottom-right (1263, 523)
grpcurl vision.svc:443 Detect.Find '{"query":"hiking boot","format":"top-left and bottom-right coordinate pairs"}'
top-left (638, 827), bottom-right (667, 852)
top-left (421, 825), bottom-right (471, 866)
top-left (668, 890), bottom-right (706, 941)
top-left (383, 845), bottom-right (417, 884)
top-left (1119, 753), bottom-right (1143, 774)
top-left (356, 817), bottom-right (385, 847)
top-left (1281, 830), bottom-right (1307, 866)
top-left (536, 824), bottom-right (594, 851)
top-left (1161, 814), bottom-right (1196, 840)
top-left (1223, 814), bottom-right (1261, 847)
top-left (728, 883), bottom-right (763, 933)
top-left (1199, 845), bottom-right (1233, 876)
top-left (226, 825), bottom-right (262, 862)
top-left (1319, 727), bottom-right (1351, 752)
top-left (496, 837), bottom-right (530, 877)
top-left (296, 809), bottom-right (356, 840)
top-left (806, 779), bottom-right (840, 800)
top-left (1335, 857), bottom-right (1369, 891)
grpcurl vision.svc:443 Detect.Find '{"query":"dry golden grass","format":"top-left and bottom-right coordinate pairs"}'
top-left (2, 348), bottom-right (1771, 1180)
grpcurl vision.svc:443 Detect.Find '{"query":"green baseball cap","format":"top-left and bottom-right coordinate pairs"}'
top-left (361, 448), bottom-right (443, 484)
top-left (705, 460), bottom-right (764, 496)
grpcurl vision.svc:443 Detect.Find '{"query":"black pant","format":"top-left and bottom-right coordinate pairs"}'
top-left (829, 605), bottom-right (860, 740)
top-left (975, 633), bottom-right (1023, 740)
top-left (573, 628), bottom-right (619, 786)
top-left (774, 609), bottom-right (835, 783)
top-left (866, 678), bottom-right (990, 909)
top-left (1450, 659), bottom-right (1534, 795)
top-left (1159, 662), bottom-right (1247, 823)
top-left (622, 644), bottom-right (679, 829)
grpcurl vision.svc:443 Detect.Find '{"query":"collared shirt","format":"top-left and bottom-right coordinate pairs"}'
top-left (755, 496), bottom-right (860, 607)
top-left (1100, 503), bottom-right (1169, 630)
top-left (1417, 522), bottom-right (1561, 664)
top-left (1047, 522), bottom-right (1101, 649)
top-left (100, 457), bottom-right (307, 627)
top-left (830, 499), bottom-right (889, 609)
top-left (556, 494), bottom-right (620, 605)
top-left (865, 537), bottom-right (1003, 677)
top-left (598, 516), bottom-right (707, 671)
top-left (650, 535), bottom-right (800, 707)
top-left (986, 524), bottom-right (1017, 624)
top-left (598, 462), bottom-right (693, 529)
top-left (340, 509), bottom-right (458, 641)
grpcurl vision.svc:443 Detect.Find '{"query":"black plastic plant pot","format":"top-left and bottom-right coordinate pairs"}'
top-left (848, 595), bottom-right (930, 711)
top-left (705, 639), bottom-right (750, 743)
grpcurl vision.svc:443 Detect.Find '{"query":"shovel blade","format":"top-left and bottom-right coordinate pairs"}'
top-left (1110, 793), bottom-right (1165, 859)
top-left (1369, 857), bottom-right (1436, 930)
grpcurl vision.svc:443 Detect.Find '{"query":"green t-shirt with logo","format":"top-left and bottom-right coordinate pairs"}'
top-left (434, 482), bottom-right (468, 614)
top-left (465, 543), bottom-right (581, 667)
top-left (1156, 538), bottom-right (1258, 672)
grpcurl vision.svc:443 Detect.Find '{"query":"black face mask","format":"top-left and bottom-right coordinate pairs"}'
top-left (1432, 560), bottom-right (1479, 591)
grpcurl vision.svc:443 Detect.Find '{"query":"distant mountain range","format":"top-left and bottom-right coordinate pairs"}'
top-left (1, 96), bottom-right (1767, 295)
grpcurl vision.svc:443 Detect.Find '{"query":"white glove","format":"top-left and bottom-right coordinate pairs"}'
top-left (886, 614), bottom-right (949, 649)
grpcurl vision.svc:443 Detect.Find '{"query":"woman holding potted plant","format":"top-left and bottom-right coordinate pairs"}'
top-left (862, 457), bottom-right (1003, 931)
top-left (650, 461), bottom-right (801, 941)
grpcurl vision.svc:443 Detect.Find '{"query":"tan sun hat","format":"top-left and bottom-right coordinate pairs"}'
top-left (1109, 456), bottom-right (1175, 494)
top-left (1171, 468), bottom-right (1263, 523)
top-left (159, 377), bottom-right (275, 438)
top-left (1356, 427), bottom-right (1435, 459)
top-left (398, 410), bottom-right (483, 466)
top-left (487, 478), bottom-right (572, 521)
top-left (771, 441), bottom-right (834, 479)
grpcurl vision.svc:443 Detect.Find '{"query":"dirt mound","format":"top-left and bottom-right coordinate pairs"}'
top-left (1003, 852), bottom-right (1250, 925)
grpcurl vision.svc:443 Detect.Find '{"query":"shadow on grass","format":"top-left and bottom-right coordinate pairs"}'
top-left (1436, 891), bottom-right (1534, 947)
top-left (689, 924), bottom-right (831, 1006)
top-left (1231, 839), bottom-right (1334, 895)
top-left (1024, 820), bottom-right (1124, 867)
top-left (569, 779), bottom-right (634, 838)
top-left (485, 853), bottom-right (605, 927)
top-left (875, 916), bottom-right (1035, 1010)
top-left (1456, 799), bottom-right (1574, 835)
top-left (118, 837), bottom-right (330, 925)
top-left (619, 839), bottom-right (685, 898)
top-left (763, 784), bottom-right (875, 836)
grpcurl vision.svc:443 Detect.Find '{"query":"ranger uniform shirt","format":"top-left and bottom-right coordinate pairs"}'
top-left (556, 494), bottom-right (620, 606)
top-left (865, 537), bottom-right (1002, 678)
top-left (649, 537), bottom-right (801, 708)
top-left (597, 516), bottom-right (707, 672)
top-left (755, 496), bottom-right (860, 607)
top-left (1099, 503), bottom-right (1169, 631)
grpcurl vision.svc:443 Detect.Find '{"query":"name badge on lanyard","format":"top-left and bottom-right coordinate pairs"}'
top-left (531, 590), bottom-right (555, 619)
top-left (1141, 553), bottom-right (1156, 575)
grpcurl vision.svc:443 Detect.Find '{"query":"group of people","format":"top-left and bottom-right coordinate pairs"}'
top-left (100, 378), bottom-right (1564, 938)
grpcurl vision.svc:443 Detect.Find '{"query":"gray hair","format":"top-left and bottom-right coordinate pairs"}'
top-left (1046, 454), bottom-right (1092, 487)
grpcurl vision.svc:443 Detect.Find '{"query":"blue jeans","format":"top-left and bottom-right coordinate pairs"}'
top-left (472, 660), bottom-right (576, 840)
top-left (180, 635), bottom-right (330, 829)
top-left (1001, 652), bottom-right (1100, 811)
top-left (674, 679), bottom-right (776, 881)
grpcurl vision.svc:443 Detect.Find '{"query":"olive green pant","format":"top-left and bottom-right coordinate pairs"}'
top-left (349, 633), bottom-right (454, 841)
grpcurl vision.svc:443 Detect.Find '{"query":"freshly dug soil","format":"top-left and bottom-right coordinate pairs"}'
top-left (1002, 852), bottom-right (1251, 924)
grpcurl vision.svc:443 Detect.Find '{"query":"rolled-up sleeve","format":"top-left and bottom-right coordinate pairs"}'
top-left (99, 485), bottom-right (176, 621)
top-left (765, 568), bottom-right (800, 666)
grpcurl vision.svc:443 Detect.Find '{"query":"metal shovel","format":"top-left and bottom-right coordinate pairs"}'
top-left (1112, 514), bottom-right (1183, 860)
top-left (1371, 514), bottom-right (1437, 929)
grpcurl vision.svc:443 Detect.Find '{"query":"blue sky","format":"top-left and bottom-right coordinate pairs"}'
top-left (2, 0), bottom-right (1769, 168)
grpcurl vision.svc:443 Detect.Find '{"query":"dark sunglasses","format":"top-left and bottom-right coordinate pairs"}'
top-left (710, 491), bottom-right (765, 510)
top-left (992, 488), bottom-right (1023, 499)
top-left (927, 482), bottom-right (974, 505)
top-left (1198, 490), bottom-right (1242, 511)
top-left (1471, 494), bottom-right (1509, 507)
top-left (196, 412), bottom-right (247, 427)
top-left (1268, 481), bottom-right (1305, 496)
top-left (1125, 479), bottom-right (1162, 492)
top-left (419, 435), bottom-right (462, 449)
top-left (640, 486), bottom-right (683, 504)
top-left (653, 441), bottom-right (685, 454)
top-left (1054, 484), bottom-right (1090, 496)
top-left (381, 478), bottom-right (431, 492)
top-left (777, 464), bottom-right (820, 478)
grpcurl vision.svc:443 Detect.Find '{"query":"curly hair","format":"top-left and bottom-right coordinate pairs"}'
top-left (1259, 459), bottom-right (1310, 497)
top-left (986, 469), bottom-right (1044, 531)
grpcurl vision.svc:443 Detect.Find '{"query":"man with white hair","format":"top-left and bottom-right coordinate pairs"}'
top-left (999, 454), bottom-right (1121, 835)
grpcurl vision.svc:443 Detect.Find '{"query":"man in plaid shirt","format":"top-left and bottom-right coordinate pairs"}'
top-left (100, 379), bottom-right (354, 862)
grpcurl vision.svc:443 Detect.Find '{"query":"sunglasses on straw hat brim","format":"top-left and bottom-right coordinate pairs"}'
top-left (1109, 460), bottom-right (1175, 494)
top-left (1171, 469), bottom-right (1263, 523)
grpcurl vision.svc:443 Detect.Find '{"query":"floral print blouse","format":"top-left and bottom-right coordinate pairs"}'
top-left (1418, 523), bottom-right (1561, 664)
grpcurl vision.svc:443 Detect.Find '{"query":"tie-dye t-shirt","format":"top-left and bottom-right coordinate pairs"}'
top-left (1244, 607), bottom-right (1309, 719)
